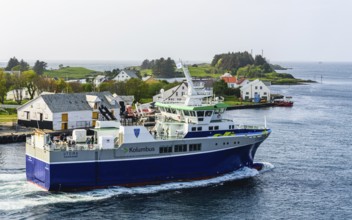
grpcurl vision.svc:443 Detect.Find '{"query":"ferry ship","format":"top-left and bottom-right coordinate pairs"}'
top-left (26, 64), bottom-right (271, 191)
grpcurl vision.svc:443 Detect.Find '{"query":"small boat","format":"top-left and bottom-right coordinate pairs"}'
top-left (273, 96), bottom-right (293, 107)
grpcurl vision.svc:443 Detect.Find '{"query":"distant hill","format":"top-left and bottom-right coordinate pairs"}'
top-left (44, 67), bottom-right (100, 79)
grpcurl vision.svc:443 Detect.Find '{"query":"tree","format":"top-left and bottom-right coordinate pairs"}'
top-left (68, 82), bottom-right (83, 93)
top-left (5, 57), bottom-right (20, 71)
top-left (99, 81), bottom-right (115, 93)
top-left (33, 60), bottom-right (47, 75)
top-left (81, 83), bottom-right (94, 92)
top-left (254, 55), bottom-right (266, 66)
top-left (141, 59), bottom-right (151, 69)
top-left (19, 59), bottom-right (30, 72)
top-left (22, 70), bottom-right (38, 99)
top-left (125, 78), bottom-right (148, 102)
top-left (0, 70), bottom-right (7, 103)
top-left (10, 72), bottom-right (26, 104)
top-left (55, 78), bottom-right (68, 93)
top-left (213, 80), bottom-right (228, 96)
top-left (34, 76), bottom-right (57, 93)
top-left (151, 57), bottom-right (176, 77)
top-left (211, 52), bottom-right (254, 71)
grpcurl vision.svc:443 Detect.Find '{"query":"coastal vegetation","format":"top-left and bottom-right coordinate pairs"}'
top-left (44, 67), bottom-right (99, 79)
top-left (0, 52), bottom-right (313, 107)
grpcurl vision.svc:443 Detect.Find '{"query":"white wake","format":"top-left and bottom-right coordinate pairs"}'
top-left (0, 162), bottom-right (274, 211)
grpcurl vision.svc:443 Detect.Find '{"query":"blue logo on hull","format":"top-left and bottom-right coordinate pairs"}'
top-left (134, 128), bottom-right (140, 138)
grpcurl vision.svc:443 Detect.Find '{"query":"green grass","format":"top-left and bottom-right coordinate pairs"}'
top-left (138, 64), bottom-right (222, 79)
top-left (0, 109), bottom-right (17, 122)
top-left (0, 114), bottom-right (17, 122)
top-left (44, 67), bottom-right (100, 79)
top-left (3, 100), bottom-right (29, 105)
top-left (223, 96), bottom-right (253, 106)
top-left (188, 64), bottom-right (222, 78)
top-left (140, 69), bottom-right (153, 77)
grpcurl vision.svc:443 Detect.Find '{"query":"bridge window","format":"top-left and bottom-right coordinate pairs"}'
top-left (205, 111), bottom-right (213, 117)
top-left (189, 143), bottom-right (201, 151)
top-left (197, 111), bottom-right (204, 117)
top-left (159, 146), bottom-right (172, 153)
top-left (174, 144), bottom-right (187, 152)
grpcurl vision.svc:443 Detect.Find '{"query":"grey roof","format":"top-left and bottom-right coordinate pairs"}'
top-left (121, 70), bottom-right (138, 78)
top-left (40, 91), bottom-right (119, 113)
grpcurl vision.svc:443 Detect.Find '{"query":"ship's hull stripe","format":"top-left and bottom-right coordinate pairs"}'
top-left (26, 140), bottom-right (264, 164)
top-left (26, 143), bottom-right (261, 191)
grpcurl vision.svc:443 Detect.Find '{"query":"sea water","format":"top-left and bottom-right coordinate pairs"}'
top-left (1, 62), bottom-right (352, 219)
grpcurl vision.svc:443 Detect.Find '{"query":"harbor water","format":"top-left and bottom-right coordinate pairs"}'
top-left (1, 62), bottom-right (352, 219)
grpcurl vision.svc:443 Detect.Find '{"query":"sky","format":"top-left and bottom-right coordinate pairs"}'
top-left (1, 0), bottom-right (352, 63)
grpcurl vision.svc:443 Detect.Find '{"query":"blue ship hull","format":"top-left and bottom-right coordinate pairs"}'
top-left (26, 143), bottom-right (261, 191)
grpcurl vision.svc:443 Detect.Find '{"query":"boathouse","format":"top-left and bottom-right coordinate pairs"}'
top-left (17, 92), bottom-right (120, 130)
top-left (240, 79), bottom-right (271, 102)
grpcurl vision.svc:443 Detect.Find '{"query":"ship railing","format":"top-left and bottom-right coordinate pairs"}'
top-left (48, 141), bottom-right (100, 151)
top-left (235, 124), bottom-right (267, 130)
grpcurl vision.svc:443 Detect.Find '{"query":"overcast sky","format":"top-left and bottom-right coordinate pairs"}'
top-left (1, 0), bottom-right (352, 62)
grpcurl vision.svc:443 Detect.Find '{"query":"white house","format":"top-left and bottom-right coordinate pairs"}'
top-left (17, 92), bottom-right (120, 130)
top-left (153, 81), bottom-right (213, 103)
top-left (240, 79), bottom-right (271, 102)
top-left (113, 70), bottom-right (138, 82)
top-left (6, 88), bottom-right (38, 101)
top-left (220, 73), bottom-right (250, 88)
top-left (94, 75), bottom-right (106, 87)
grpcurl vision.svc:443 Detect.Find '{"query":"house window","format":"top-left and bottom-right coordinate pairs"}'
top-left (264, 92), bottom-right (267, 95)
top-left (176, 92), bottom-right (178, 96)
top-left (209, 126), bottom-right (214, 130)
top-left (246, 92), bottom-right (249, 95)
top-left (197, 127), bottom-right (202, 131)
top-left (214, 126), bottom-right (219, 130)
top-left (25, 111), bottom-right (30, 120)
top-left (62, 113), bottom-right (68, 122)
top-left (260, 86), bottom-right (262, 89)
top-left (255, 86), bottom-right (258, 89)
top-left (191, 127), bottom-right (196, 131)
